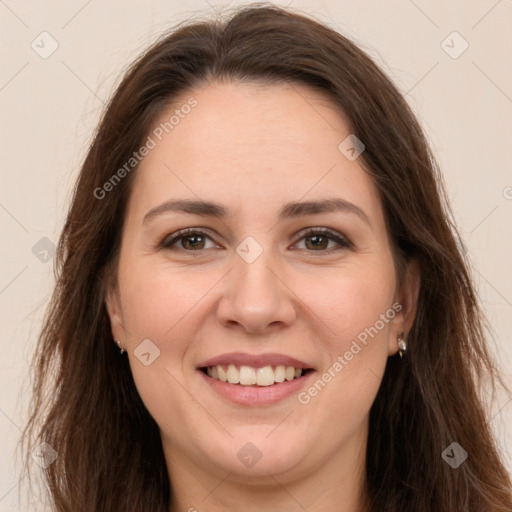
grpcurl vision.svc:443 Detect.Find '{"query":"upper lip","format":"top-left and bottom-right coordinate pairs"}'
top-left (197, 352), bottom-right (315, 370)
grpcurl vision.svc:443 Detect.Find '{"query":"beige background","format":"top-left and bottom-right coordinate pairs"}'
top-left (1, 0), bottom-right (511, 509)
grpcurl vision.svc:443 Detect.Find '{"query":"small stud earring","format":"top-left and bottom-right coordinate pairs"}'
top-left (115, 340), bottom-right (126, 355)
top-left (397, 331), bottom-right (407, 359)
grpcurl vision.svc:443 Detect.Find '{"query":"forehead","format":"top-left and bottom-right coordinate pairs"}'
top-left (127, 80), bottom-right (383, 226)
top-left (161, 80), bottom-right (351, 167)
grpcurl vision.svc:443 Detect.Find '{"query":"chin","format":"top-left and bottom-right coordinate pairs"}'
top-left (202, 434), bottom-right (309, 480)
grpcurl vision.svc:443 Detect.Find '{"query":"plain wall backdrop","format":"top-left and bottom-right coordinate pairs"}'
top-left (1, 0), bottom-right (511, 509)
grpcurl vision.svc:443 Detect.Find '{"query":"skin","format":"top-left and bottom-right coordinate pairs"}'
top-left (106, 80), bottom-right (419, 512)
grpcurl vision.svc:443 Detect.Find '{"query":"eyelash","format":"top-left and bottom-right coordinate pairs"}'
top-left (159, 227), bottom-right (352, 254)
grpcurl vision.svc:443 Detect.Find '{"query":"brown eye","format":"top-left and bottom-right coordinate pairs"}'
top-left (160, 229), bottom-right (216, 251)
top-left (180, 233), bottom-right (206, 250)
top-left (160, 227), bottom-right (351, 254)
top-left (294, 229), bottom-right (351, 252)
top-left (304, 234), bottom-right (329, 250)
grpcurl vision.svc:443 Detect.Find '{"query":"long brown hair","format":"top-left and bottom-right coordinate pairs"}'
top-left (22, 3), bottom-right (512, 511)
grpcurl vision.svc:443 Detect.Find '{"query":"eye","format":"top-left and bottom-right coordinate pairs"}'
top-left (293, 228), bottom-right (352, 252)
top-left (159, 227), bottom-right (352, 253)
top-left (160, 228), bottom-right (217, 251)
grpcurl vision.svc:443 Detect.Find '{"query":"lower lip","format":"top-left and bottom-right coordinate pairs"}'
top-left (198, 369), bottom-right (316, 406)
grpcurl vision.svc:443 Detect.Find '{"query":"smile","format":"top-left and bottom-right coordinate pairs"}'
top-left (201, 364), bottom-right (314, 386)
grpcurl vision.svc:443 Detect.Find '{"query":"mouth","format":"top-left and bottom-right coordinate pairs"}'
top-left (199, 364), bottom-right (315, 387)
top-left (196, 352), bottom-right (317, 405)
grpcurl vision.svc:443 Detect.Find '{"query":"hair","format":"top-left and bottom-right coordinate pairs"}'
top-left (22, 3), bottom-right (512, 511)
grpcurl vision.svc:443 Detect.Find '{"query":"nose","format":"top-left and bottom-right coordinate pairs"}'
top-left (216, 249), bottom-right (297, 335)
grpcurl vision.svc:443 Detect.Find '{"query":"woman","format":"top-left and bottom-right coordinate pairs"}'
top-left (23, 3), bottom-right (512, 511)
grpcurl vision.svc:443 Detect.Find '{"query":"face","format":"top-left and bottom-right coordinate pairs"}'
top-left (106, 80), bottom-right (417, 487)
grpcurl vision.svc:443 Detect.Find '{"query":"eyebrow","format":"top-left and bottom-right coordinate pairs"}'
top-left (142, 198), bottom-right (371, 226)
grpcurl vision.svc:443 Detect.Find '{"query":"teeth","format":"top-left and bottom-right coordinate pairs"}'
top-left (274, 365), bottom-right (286, 382)
top-left (240, 365), bottom-right (257, 385)
top-left (256, 366), bottom-right (274, 386)
top-left (227, 364), bottom-right (239, 384)
top-left (205, 364), bottom-right (306, 386)
top-left (218, 365), bottom-right (228, 382)
top-left (285, 366), bottom-right (295, 381)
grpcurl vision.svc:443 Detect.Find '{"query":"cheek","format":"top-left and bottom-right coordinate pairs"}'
top-left (294, 261), bottom-right (395, 410)
top-left (116, 261), bottom-right (221, 408)
top-left (118, 265), bottom-right (210, 432)
top-left (118, 261), bottom-right (215, 346)
top-left (299, 257), bottom-right (396, 347)
top-left (337, 277), bottom-right (393, 345)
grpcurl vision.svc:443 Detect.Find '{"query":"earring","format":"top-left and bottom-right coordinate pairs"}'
top-left (397, 331), bottom-right (407, 359)
top-left (115, 340), bottom-right (126, 355)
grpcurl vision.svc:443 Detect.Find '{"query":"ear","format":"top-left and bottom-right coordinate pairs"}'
top-left (105, 280), bottom-right (126, 343)
top-left (388, 257), bottom-right (421, 356)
